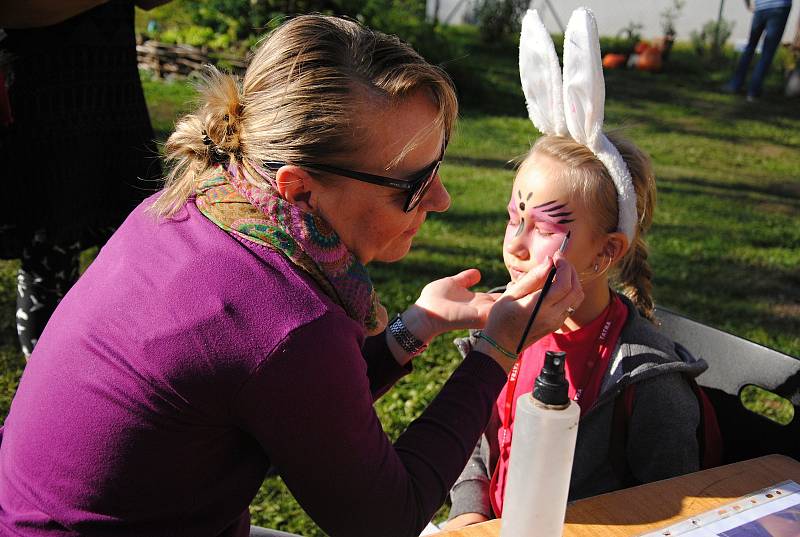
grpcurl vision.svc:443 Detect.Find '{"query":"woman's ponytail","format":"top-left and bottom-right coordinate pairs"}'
top-left (152, 66), bottom-right (243, 217)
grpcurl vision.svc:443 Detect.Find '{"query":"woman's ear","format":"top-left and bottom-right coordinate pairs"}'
top-left (274, 165), bottom-right (317, 213)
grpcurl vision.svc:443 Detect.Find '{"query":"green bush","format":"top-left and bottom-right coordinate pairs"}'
top-left (136, 0), bottom-right (459, 95)
top-left (471, 0), bottom-right (528, 44)
top-left (690, 18), bottom-right (735, 58)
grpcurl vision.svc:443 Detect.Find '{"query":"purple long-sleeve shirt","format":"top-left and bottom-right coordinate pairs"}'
top-left (0, 196), bottom-right (506, 537)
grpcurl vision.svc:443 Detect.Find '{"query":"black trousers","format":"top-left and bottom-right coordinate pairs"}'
top-left (16, 231), bottom-right (81, 357)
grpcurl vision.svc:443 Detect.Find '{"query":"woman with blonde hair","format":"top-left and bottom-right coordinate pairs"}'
top-left (0, 14), bottom-right (583, 537)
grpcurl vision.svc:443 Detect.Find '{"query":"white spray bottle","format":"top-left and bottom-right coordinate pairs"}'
top-left (500, 350), bottom-right (580, 537)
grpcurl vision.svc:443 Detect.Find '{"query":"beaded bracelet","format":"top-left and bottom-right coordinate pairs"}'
top-left (474, 331), bottom-right (518, 361)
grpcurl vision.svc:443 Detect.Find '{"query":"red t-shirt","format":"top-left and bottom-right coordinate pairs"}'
top-left (489, 293), bottom-right (629, 516)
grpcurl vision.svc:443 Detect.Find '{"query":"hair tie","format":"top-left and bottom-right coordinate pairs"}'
top-left (201, 130), bottom-right (230, 164)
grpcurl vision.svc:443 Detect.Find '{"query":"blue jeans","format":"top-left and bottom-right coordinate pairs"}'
top-left (730, 6), bottom-right (792, 97)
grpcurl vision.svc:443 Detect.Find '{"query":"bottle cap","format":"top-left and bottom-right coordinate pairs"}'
top-left (533, 350), bottom-right (570, 405)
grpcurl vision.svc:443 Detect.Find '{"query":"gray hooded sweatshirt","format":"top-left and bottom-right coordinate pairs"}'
top-left (448, 295), bottom-right (707, 520)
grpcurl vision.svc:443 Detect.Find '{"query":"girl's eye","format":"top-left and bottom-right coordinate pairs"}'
top-left (535, 227), bottom-right (554, 237)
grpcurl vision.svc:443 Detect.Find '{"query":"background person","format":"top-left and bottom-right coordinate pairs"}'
top-left (724, 0), bottom-right (794, 101)
top-left (0, 0), bottom-right (167, 358)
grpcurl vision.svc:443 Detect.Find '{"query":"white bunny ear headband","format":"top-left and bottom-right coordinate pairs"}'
top-left (519, 7), bottom-right (637, 242)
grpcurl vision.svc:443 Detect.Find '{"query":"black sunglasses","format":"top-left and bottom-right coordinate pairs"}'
top-left (263, 154), bottom-right (443, 213)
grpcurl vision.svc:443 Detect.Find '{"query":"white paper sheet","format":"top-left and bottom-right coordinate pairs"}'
top-left (640, 480), bottom-right (800, 537)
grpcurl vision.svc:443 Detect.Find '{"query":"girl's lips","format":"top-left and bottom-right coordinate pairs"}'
top-left (509, 266), bottom-right (526, 281)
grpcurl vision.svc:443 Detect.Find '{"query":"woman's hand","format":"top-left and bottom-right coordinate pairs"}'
top-left (441, 512), bottom-right (490, 531)
top-left (475, 253), bottom-right (584, 371)
top-left (406, 269), bottom-right (501, 342)
top-left (386, 269), bottom-right (499, 367)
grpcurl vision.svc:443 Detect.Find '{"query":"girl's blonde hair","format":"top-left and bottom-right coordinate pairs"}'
top-left (152, 14), bottom-right (458, 216)
top-left (528, 133), bottom-right (658, 322)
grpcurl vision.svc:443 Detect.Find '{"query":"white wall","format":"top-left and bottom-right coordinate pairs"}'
top-left (428, 0), bottom-right (799, 46)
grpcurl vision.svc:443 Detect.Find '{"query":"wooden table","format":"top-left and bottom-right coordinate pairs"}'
top-left (439, 454), bottom-right (800, 536)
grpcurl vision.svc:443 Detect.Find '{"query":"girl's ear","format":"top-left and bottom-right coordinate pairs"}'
top-left (599, 232), bottom-right (629, 266)
top-left (274, 165), bottom-right (317, 213)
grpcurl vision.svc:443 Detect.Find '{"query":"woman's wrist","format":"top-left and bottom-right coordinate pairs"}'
top-left (473, 331), bottom-right (517, 361)
top-left (400, 304), bottom-right (438, 343)
top-left (385, 308), bottom-right (434, 366)
top-left (473, 336), bottom-right (517, 373)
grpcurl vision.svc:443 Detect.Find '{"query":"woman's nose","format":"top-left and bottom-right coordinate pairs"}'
top-left (420, 175), bottom-right (451, 213)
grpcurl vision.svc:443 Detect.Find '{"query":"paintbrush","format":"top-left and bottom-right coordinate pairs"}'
top-left (515, 230), bottom-right (571, 355)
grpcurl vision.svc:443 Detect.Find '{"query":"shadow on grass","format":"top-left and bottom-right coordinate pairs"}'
top-left (655, 261), bottom-right (800, 349)
top-left (446, 155), bottom-right (516, 170)
top-left (652, 217), bottom-right (799, 345)
top-left (658, 177), bottom-right (800, 210)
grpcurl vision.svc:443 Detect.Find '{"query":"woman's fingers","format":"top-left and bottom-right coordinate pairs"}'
top-left (503, 256), bottom-right (552, 300)
top-left (449, 268), bottom-right (482, 289)
top-left (540, 254), bottom-right (582, 309)
top-left (482, 255), bottom-right (583, 359)
top-left (551, 261), bottom-right (584, 313)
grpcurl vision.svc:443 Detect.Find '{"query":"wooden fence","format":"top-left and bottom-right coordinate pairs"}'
top-left (136, 40), bottom-right (248, 78)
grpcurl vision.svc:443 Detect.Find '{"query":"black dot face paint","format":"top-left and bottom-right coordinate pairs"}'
top-left (514, 191), bottom-right (527, 237)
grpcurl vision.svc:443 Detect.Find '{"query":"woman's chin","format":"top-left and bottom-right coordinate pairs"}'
top-left (373, 242), bottom-right (413, 264)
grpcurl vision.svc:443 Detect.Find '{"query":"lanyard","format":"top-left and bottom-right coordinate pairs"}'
top-left (501, 299), bottom-right (617, 433)
top-left (490, 298), bottom-right (619, 517)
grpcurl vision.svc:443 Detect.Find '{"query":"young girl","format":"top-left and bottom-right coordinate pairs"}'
top-left (444, 8), bottom-right (711, 530)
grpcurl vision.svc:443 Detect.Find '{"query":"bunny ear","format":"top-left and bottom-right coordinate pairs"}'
top-left (563, 8), bottom-right (637, 241)
top-left (562, 8), bottom-right (605, 150)
top-left (519, 9), bottom-right (567, 137)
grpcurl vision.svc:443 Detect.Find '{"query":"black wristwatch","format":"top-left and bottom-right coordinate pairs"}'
top-left (388, 313), bottom-right (428, 356)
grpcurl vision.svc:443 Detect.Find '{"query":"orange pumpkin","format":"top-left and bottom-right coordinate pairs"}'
top-left (634, 41), bottom-right (649, 54)
top-left (637, 46), bottom-right (663, 72)
top-left (602, 53), bottom-right (627, 69)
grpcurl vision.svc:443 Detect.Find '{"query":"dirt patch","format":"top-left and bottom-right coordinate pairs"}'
top-left (771, 302), bottom-right (800, 320)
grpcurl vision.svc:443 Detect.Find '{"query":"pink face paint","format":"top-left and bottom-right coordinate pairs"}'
top-left (505, 193), bottom-right (574, 265)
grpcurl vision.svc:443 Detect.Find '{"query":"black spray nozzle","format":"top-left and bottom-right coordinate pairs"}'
top-left (533, 351), bottom-right (570, 406)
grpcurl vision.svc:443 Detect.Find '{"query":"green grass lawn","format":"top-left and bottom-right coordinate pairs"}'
top-left (0, 34), bottom-right (798, 535)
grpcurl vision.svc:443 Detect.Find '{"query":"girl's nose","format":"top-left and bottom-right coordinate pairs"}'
top-left (505, 231), bottom-right (531, 261)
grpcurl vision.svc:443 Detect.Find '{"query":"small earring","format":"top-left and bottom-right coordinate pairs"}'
top-left (593, 262), bottom-right (599, 272)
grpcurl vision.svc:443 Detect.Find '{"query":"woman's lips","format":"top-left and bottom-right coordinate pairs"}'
top-left (403, 219), bottom-right (425, 237)
top-left (403, 226), bottom-right (420, 237)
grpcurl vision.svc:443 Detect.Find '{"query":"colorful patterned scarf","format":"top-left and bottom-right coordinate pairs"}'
top-left (195, 163), bottom-right (387, 336)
